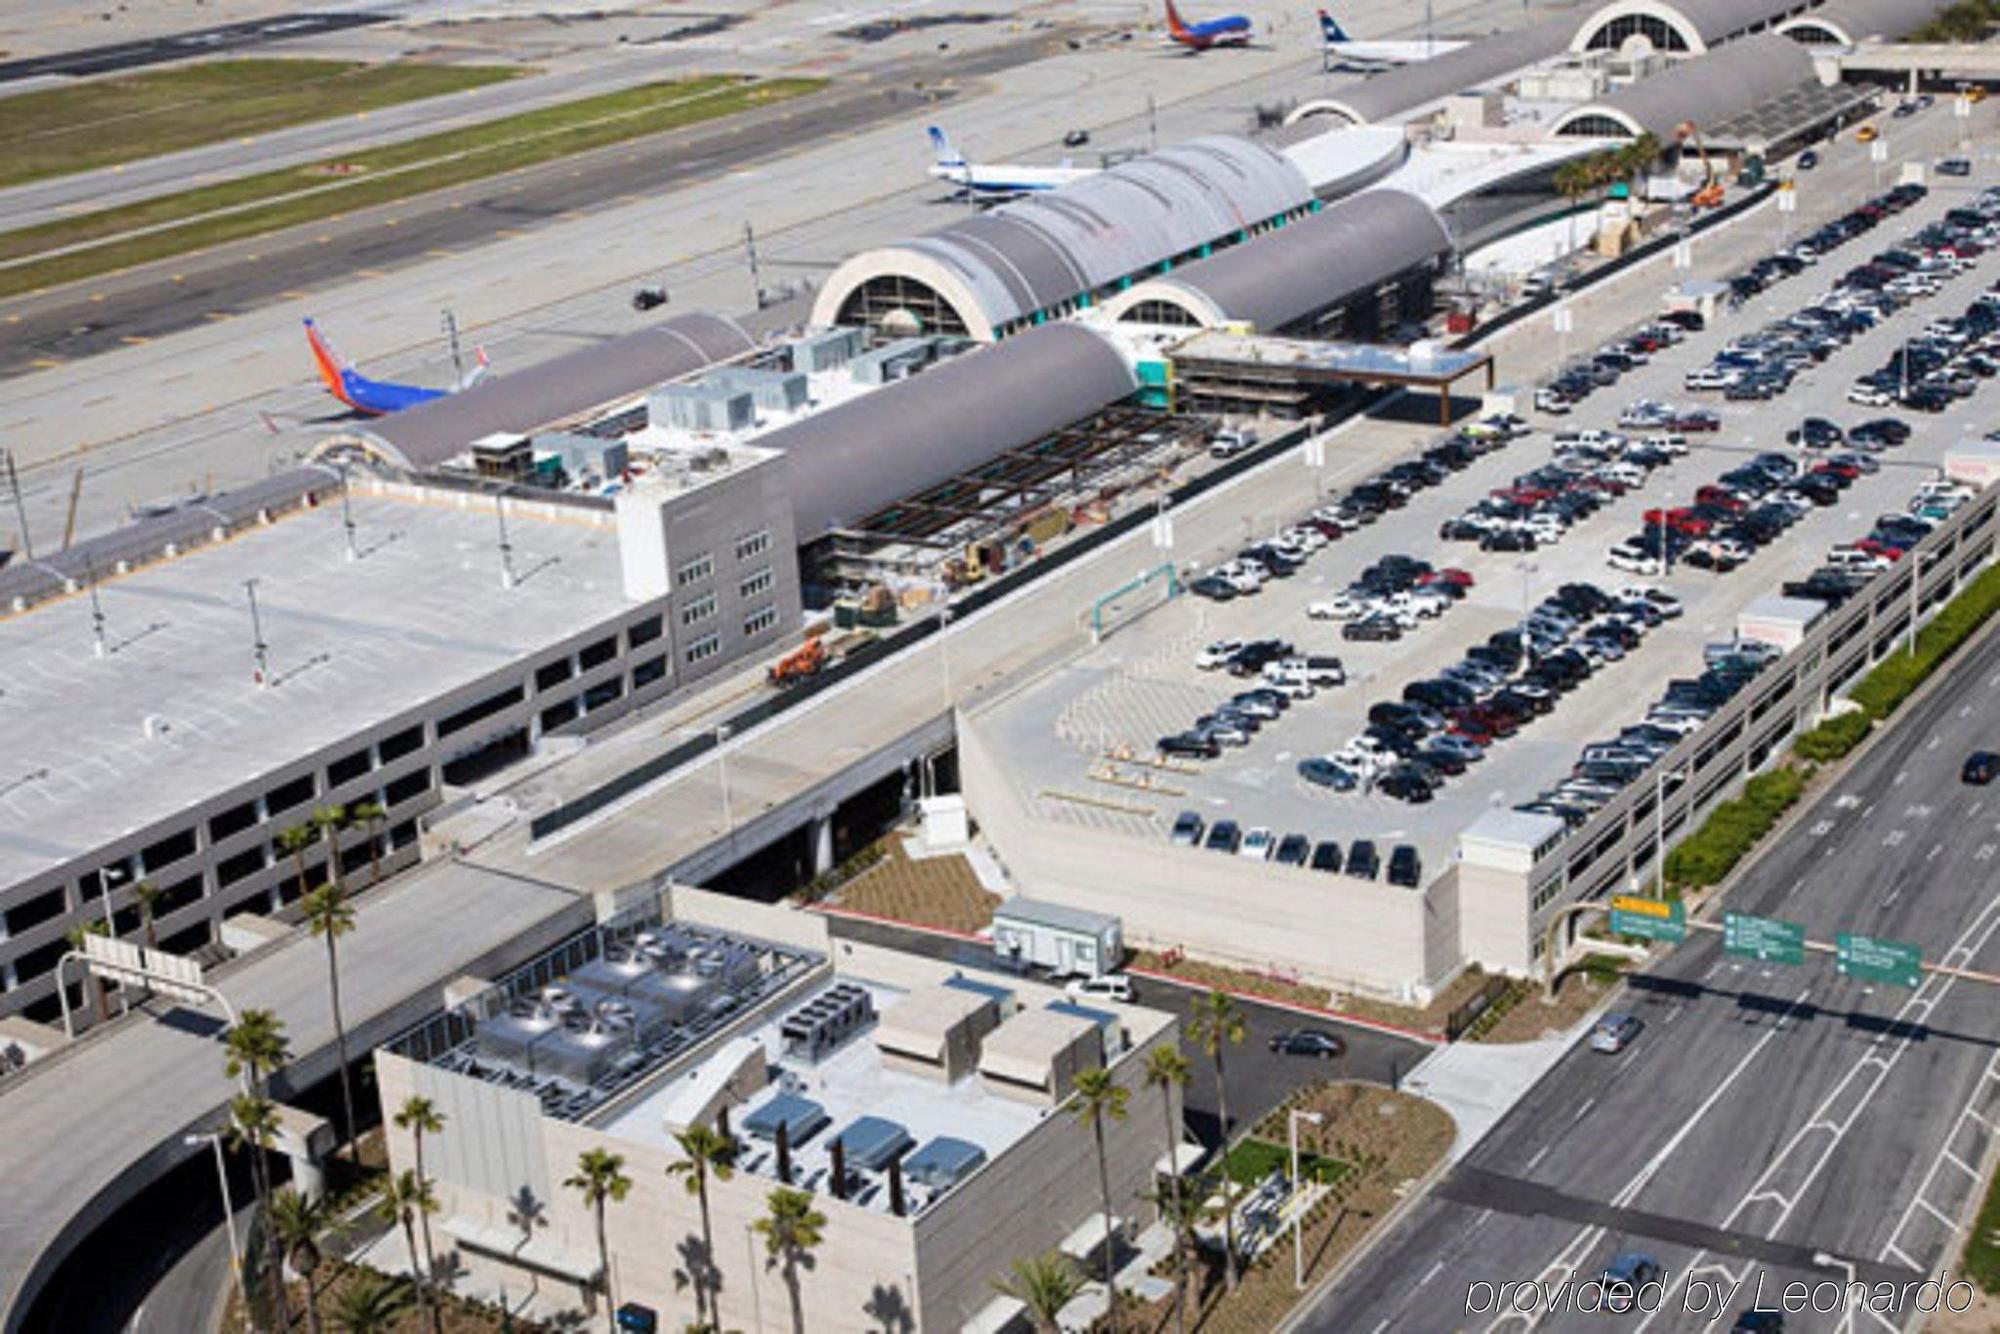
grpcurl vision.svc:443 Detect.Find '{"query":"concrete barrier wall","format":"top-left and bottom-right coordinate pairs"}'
top-left (959, 718), bottom-right (1451, 1001)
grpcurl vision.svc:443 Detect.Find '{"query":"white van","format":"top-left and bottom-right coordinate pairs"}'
top-left (1066, 974), bottom-right (1136, 1004)
top-left (1209, 426), bottom-right (1260, 458)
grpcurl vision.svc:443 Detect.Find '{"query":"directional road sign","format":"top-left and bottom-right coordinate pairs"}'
top-left (1724, 911), bottom-right (1805, 965)
top-left (1610, 894), bottom-right (1686, 944)
top-left (1836, 932), bottom-right (1922, 988)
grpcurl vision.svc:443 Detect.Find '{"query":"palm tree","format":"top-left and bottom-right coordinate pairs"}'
top-left (1069, 1067), bottom-right (1129, 1324)
top-left (754, 1187), bottom-right (826, 1334)
top-left (393, 1095), bottom-right (447, 1325)
top-left (65, 919), bottom-right (110, 1027)
top-left (1144, 1177), bottom-right (1212, 1334)
top-left (377, 1170), bottom-right (442, 1334)
top-left (301, 884), bottom-right (359, 1162)
top-left (132, 879), bottom-right (163, 951)
top-left (566, 1147), bottom-right (633, 1332)
top-left (991, 1250), bottom-right (1087, 1334)
top-left (310, 804), bottom-right (348, 895)
top-left (1142, 1045), bottom-right (1192, 1334)
top-left (350, 800), bottom-right (387, 886)
top-left (276, 824), bottom-right (317, 905)
top-left (267, 1186), bottom-right (332, 1334)
top-left (227, 1092), bottom-right (288, 1325)
top-left (1187, 990), bottom-right (1245, 1289)
top-left (222, 1007), bottom-right (291, 1097)
top-left (328, 1274), bottom-right (415, 1334)
top-left (666, 1123), bottom-right (737, 1326)
top-left (1553, 160), bottom-right (1591, 253)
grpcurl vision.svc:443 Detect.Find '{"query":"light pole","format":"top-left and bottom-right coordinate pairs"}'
top-left (186, 1132), bottom-right (248, 1318)
top-left (1289, 1108), bottom-right (1324, 1290)
top-left (1908, 549), bottom-right (1925, 657)
top-left (937, 604), bottom-right (955, 712)
top-left (715, 723), bottom-right (734, 837)
top-left (1654, 767), bottom-right (1687, 897)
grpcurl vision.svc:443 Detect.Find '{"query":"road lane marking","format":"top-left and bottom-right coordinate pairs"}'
top-left (1883, 829), bottom-right (1906, 847)
top-left (1526, 1145), bottom-right (1550, 1171)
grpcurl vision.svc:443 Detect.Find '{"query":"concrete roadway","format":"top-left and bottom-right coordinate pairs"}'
top-left (1293, 616), bottom-right (2000, 1334)
top-left (0, 35), bottom-right (1058, 374)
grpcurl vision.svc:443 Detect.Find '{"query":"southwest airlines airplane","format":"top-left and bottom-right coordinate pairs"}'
top-left (925, 127), bottom-right (1096, 199)
top-left (1163, 0), bottom-right (1252, 50)
top-left (1318, 8), bottom-right (1464, 68)
top-left (304, 318), bottom-right (486, 416)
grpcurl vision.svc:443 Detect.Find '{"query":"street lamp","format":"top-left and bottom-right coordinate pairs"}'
top-left (186, 1132), bottom-right (248, 1318)
top-left (937, 604), bottom-right (955, 712)
top-left (714, 724), bottom-right (734, 837)
top-left (1908, 549), bottom-right (1925, 657)
top-left (1289, 1109), bottom-right (1325, 1290)
top-left (1654, 767), bottom-right (1688, 898)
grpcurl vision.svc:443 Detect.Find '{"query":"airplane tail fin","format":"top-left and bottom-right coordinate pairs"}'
top-left (926, 125), bottom-right (965, 169)
top-left (303, 318), bottom-right (351, 399)
top-left (1318, 8), bottom-right (1348, 42)
top-left (1164, 0), bottom-right (1190, 37)
top-left (462, 346), bottom-right (491, 389)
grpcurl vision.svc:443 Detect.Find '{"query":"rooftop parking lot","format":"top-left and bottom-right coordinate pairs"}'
top-left (974, 144), bottom-right (2000, 890)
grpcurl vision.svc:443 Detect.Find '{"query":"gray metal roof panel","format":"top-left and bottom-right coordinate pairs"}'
top-left (358, 312), bottom-right (757, 469)
top-left (1578, 0), bottom-right (1815, 47)
top-left (1313, 13), bottom-right (1580, 124)
top-left (992, 895), bottom-right (1120, 936)
top-left (768, 324), bottom-right (1139, 539)
top-left (1564, 32), bottom-right (1818, 138)
top-left (1143, 189), bottom-right (1453, 331)
top-left (1779, 0), bottom-right (1944, 41)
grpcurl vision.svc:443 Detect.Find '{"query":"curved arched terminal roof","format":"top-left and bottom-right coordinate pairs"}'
top-left (1778, 0), bottom-right (1942, 42)
top-left (1285, 14), bottom-right (1581, 127)
top-left (1551, 32), bottom-right (1818, 137)
top-left (1100, 189), bottom-right (1453, 332)
top-left (1570, 0), bottom-right (1824, 55)
top-left (809, 137), bottom-right (1314, 341)
top-left (766, 324), bottom-right (1138, 539)
top-left (313, 311), bottom-right (758, 471)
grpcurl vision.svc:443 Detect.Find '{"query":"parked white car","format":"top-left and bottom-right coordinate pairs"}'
top-left (1309, 594), bottom-right (1367, 620)
top-left (1066, 973), bottom-right (1135, 1004)
top-left (1194, 639), bottom-right (1245, 671)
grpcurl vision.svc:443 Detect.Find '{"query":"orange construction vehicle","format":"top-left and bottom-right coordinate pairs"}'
top-left (767, 630), bottom-right (827, 687)
top-left (1675, 119), bottom-right (1724, 208)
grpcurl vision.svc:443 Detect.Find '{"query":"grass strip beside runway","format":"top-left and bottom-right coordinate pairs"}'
top-left (0, 59), bottom-right (523, 189)
top-left (0, 75), bottom-right (824, 299)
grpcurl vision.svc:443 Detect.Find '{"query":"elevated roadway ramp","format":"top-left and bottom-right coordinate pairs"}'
top-left (0, 858), bottom-right (591, 1334)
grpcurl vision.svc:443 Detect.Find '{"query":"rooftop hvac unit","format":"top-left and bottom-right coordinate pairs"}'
top-left (637, 969), bottom-right (717, 1024)
top-left (780, 983), bottom-right (875, 1064)
top-left (473, 985), bottom-right (585, 1072)
top-left (538, 1008), bottom-right (641, 1087)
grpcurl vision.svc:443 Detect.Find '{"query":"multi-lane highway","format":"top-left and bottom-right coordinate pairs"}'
top-left (1296, 622), bottom-right (2000, 1332)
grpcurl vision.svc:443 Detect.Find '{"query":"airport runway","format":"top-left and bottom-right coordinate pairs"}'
top-left (0, 34), bottom-right (1060, 374)
top-left (1294, 617), bottom-right (2000, 1332)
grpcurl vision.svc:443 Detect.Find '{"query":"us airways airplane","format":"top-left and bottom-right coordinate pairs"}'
top-left (925, 127), bottom-right (1095, 199)
top-left (304, 318), bottom-right (486, 416)
top-left (1318, 8), bottom-right (1464, 68)
top-left (1164, 0), bottom-right (1252, 50)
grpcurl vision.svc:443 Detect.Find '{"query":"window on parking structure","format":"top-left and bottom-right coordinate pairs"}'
top-left (327, 746), bottom-right (372, 789)
top-left (161, 921), bottom-right (211, 955)
top-left (382, 768), bottom-right (430, 808)
top-left (540, 698), bottom-right (580, 733)
top-left (583, 679), bottom-right (624, 712)
top-left (141, 827), bottom-right (198, 875)
top-left (4, 887), bottom-right (67, 936)
top-left (208, 800), bottom-right (258, 844)
top-left (12, 937), bottom-right (67, 983)
top-left (627, 615), bottom-right (663, 648)
top-left (378, 723), bottom-right (424, 763)
top-left (535, 657), bottom-right (574, 692)
top-left (264, 772), bottom-right (315, 818)
top-left (157, 876), bottom-right (204, 916)
top-left (632, 655), bottom-right (667, 688)
top-left (739, 567), bottom-right (774, 600)
top-left (216, 845), bottom-right (267, 888)
top-left (391, 820), bottom-right (418, 850)
top-left (438, 685), bottom-right (525, 738)
top-left (578, 636), bottom-right (617, 671)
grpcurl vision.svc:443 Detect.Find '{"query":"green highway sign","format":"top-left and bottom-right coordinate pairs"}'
top-left (1724, 911), bottom-right (1806, 965)
top-left (1610, 894), bottom-right (1686, 944)
top-left (1836, 932), bottom-right (1922, 989)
